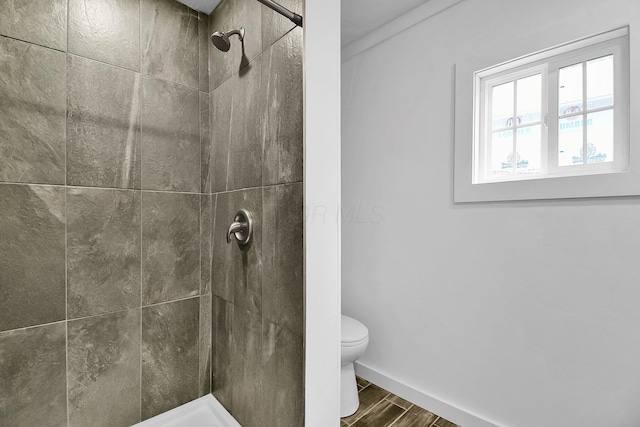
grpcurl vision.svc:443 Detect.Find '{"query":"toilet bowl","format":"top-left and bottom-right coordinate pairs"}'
top-left (341, 315), bottom-right (369, 418)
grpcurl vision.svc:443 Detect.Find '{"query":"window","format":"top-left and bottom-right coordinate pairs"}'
top-left (473, 28), bottom-right (629, 184)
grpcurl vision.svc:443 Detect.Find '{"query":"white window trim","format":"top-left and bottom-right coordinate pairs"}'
top-left (455, 26), bottom-right (636, 202)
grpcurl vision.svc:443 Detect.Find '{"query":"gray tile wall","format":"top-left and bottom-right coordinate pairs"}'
top-left (0, 0), bottom-right (212, 425)
top-left (0, 0), bottom-right (304, 424)
top-left (0, 38), bottom-right (66, 184)
top-left (207, 1), bottom-right (304, 426)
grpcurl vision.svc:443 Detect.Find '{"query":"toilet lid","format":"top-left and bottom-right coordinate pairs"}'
top-left (341, 315), bottom-right (368, 344)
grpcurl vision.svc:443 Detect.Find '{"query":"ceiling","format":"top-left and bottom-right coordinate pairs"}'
top-left (176, 0), bottom-right (221, 14)
top-left (341, 0), bottom-right (428, 46)
top-left (176, 0), bottom-right (429, 46)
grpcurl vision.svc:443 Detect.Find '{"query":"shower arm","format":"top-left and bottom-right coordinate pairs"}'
top-left (256, 0), bottom-right (303, 27)
top-left (225, 28), bottom-right (244, 39)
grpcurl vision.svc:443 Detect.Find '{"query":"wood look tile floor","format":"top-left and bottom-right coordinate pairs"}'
top-left (340, 377), bottom-right (460, 427)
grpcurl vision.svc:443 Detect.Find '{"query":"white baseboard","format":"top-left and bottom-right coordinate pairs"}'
top-left (354, 362), bottom-right (503, 427)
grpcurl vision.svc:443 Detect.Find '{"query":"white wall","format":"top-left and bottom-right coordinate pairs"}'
top-left (341, 1), bottom-right (640, 426)
top-left (305, 0), bottom-right (342, 425)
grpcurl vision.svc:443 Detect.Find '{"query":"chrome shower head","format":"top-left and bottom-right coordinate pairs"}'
top-left (211, 27), bottom-right (245, 52)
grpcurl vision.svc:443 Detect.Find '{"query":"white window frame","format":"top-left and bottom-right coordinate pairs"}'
top-left (474, 28), bottom-right (629, 184)
top-left (454, 27), bottom-right (636, 203)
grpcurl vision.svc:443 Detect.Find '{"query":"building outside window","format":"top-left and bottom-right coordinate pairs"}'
top-left (473, 28), bottom-right (628, 184)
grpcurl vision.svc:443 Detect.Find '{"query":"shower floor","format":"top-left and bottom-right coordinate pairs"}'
top-left (340, 377), bottom-right (459, 427)
top-left (132, 394), bottom-right (240, 427)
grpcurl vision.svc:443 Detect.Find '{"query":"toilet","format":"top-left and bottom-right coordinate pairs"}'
top-left (341, 315), bottom-right (369, 417)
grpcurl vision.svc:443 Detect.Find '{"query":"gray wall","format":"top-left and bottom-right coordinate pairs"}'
top-left (0, 0), bottom-right (212, 425)
top-left (206, 0), bottom-right (305, 426)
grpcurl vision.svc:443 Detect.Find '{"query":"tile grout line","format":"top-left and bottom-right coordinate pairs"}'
top-left (66, 320), bottom-right (70, 427)
top-left (138, 0), bottom-right (142, 78)
top-left (387, 406), bottom-right (410, 427)
top-left (351, 382), bottom-right (459, 427)
top-left (197, 193), bottom-right (202, 399)
top-left (384, 396), bottom-right (415, 412)
top-left (209, 194), bottom-right (216, 394)
top-left (65, 50), bottom-right (139, 78)
top-left (0, 178), bottom-right (302, 194)
top-left (65, 0), bottom-right (70, 420)
top-left (224, 90), bottom-right (233, 191)
top-left (208, 22), bottom-right (298, 93)
top-left (347, 394), bottom-right (388, 425)
top-left (0, 33), bottom-right (66, 53)
top-left (139, 56), bottom-right (144, 420)
top-left (0, 181), bottom-right (192, 195)
top-left (261, 39), bottom-right (273, 188)
top-left (138, 0), bottom-right (144, 411)
top-left (0, 319), bottom-right (68, 335)
top-left (197, 285), bottom-right (202, 399)
top-left (388, 402), bottom-right (416, 427)
top-left (65, 305), bottom-right (141, 323)
top-left (0, 35), bottom-right (205, 94)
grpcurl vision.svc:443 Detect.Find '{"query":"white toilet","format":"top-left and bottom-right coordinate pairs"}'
top-left (340, 315), bottom-right (369, 417)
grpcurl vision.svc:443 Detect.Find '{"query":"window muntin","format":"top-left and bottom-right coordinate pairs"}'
top-left (474, 29), bottom-right (628, 184)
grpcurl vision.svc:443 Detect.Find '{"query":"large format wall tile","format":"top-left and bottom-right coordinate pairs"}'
top-left (0, 185), bottom-right (65, 332)
top-left (210, 81), bottom-right (232, 193)
top-left (211, 295), bottom-right (233, 410)
top-left (262, 183), bottom-right (303, 337)
top-left (68, 0), bottom-right (140, 71)
top-left (0, 322), bottom-right (67, 426)
top-left (199, 295), bottom-right (212, 397)
top-left (142, 298), bottom-right (199, 420)
top-left (67, 188), bottom-right (141, 318)
top-left (208, 0), bottom-right (262, 90)
top-left (141, 0), bottom-right (199, 89)
top-left (142, 191), bottom-right (200, 305)
top-left (201, 92), bottom-right (211, 193)
top-left (141, 76), bottom-right (200, 192)
top-left (262, 29), bottom-right (303, 185)
top-left (261, 0), bottom-right (302, 50)
top-left (228, 58), bottom-right (265, 190)
top-left (199, 13), bottom-right (210, 93)
top-left (0, 37), bottom-right (66, 185)
top-left (67, 56), bottom-right (141, 189)
top-left (261, 320), bottom-right (304, 427)
top-left (203, 59), bottom-right (266, 193)
top-left (0, 0), bottom-right (66, 51)
top-left (207, 1), bottom-right (306, 425)
top-left (201, 193), bottom-right (212, 296)
top-left (230, 307), bottom-right (263, 427)
top-left (68, 309), bottom-right (141, 427)
top-left (212, 189), bottom-right (262, 313)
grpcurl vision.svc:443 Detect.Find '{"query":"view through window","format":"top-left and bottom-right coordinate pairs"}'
top-left (474, 29), bottom-right (628, 184)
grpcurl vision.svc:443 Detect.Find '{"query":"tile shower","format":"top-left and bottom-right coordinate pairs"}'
top-left (0, 0), bottom-right (304, 426)
top-left (208, 0), bottom-right (304, 426)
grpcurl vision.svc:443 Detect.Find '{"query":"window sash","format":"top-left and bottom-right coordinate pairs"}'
top-left (474, 30), bottom-right (629, 184)
top-left (479, 67), bottom-right (547, 182)
top-left (547, 41), bottom-right (627, 175)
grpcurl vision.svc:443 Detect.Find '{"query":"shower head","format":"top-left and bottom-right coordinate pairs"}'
top-left (211, 27), bottom-right (245, 52)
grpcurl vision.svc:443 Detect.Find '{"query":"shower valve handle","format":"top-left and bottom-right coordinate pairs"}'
top-left (226, 209), bottom-right (253, 245)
